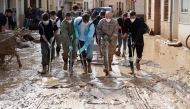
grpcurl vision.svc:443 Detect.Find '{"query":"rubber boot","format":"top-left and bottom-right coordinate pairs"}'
top-left (87, 59), bottom-right (92, 73)
top-left (39, 65), bottom-right (47, 74)
top-left (136, 59), bottom-right (140, 70)
top-left (88, 62), bottom-right (92, 73)
top-left (129, 61), bottom-right (134, 75)
top-left (109, 63), bottom-right (112, 71)
top-left (56, 47), bottom-right (60, 57)
top-left (115, 48), bottom-right (121, 56)
top-left (63, 59), bottom-right (68, 70)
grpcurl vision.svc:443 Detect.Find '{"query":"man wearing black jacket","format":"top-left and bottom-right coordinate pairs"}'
top-left (115, 13), bottom-right (128, 56)
top-left (124, 11), bottom-right (144, 74)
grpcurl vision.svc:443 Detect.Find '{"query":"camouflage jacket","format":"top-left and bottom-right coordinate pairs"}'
top-left (96, 18), bottom-right (118, 37)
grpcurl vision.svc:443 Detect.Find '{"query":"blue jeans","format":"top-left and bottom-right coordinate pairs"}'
top-left (25, 19), bottom-right (32, 29)
top-left (118, 32), bottom-right (127, 50)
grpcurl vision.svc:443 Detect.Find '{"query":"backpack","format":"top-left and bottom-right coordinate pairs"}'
top-left (140, 18), bottom-right (148, 34)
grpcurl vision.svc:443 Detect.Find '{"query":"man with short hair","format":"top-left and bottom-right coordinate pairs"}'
top-left (71, 4), bottom-right (80, 17)
top-left (74, 13), bottom-right (95, 74)
top-left (124, 11), bottom-right (144, 74)
top-left (24, 7), bottom-right (33, 30)
top-left (93, 11), bottom-right (105, 44)
top-left (37, 7), bottom-right (44, 21)
top-left (115, 13), bottom-right (128, 56)
top-left (96, 11), bottom-right (118, 74)
top-left (58, 6), bottom-right (64, 22)
top-left (50, 11), bottom-right (61, 57)
top-left (60, 12), bottom-right (76, 72)
top-left (38, 13), bottom-right (58, 74)
top-left (0, 9), bottom-right (13, 66)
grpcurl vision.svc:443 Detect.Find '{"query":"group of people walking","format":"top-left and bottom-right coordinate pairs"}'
top-left (38, 4), bottom-right (144, 76)
top-left (0, 4), bottom-right (145, 76)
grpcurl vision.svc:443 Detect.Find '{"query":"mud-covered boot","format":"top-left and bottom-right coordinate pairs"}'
top-left (109, 62), bottom-right (112, 71)
top-left (115, 48), bottom-right (121, 56)
top-left (63, 59), bottom-right (68, 70)
top-left (38, 65), bottom-right (47, 74)
top-left (103, 62), bottom-right (109, 76)
top-left (135, 59), bottom-right (140, 70)
top-left (56, 47), bottom-right (60, 57)
top-left (88, 62), bottom-right (92, 73)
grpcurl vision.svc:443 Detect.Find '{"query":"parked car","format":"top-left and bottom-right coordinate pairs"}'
top-left (92, 7), bottom-right (114, 16)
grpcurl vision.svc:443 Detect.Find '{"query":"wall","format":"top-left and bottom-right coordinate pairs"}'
top-left (135, 0), bottom-right (144, 15)
top-left (0, 0), bottom-right (5, 13)
top-left (178, 24), bottom-right (190, 46)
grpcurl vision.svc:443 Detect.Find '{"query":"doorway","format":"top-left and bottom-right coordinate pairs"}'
top-left (154, 0), bottom-right (161, 34)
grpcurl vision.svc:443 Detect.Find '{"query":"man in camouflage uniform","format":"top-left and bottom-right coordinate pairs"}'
top-left (96, 11), bottom-right (118, 74)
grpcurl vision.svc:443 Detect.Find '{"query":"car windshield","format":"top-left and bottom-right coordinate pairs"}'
top-left (105, 8), bottom-right (111, 11)
top-left (93, 8), bottom-right (103, 13)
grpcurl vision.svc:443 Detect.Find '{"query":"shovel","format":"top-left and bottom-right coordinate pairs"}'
top-left (41, 38), bottom-right (59, 87)
top-left (69, 38), bottom-right (73, 77)
top-left (129, 33), bottom-right (137, 77)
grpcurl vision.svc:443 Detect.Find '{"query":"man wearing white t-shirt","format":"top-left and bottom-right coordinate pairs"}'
top-left (50, 11), bottom-right (61, 57)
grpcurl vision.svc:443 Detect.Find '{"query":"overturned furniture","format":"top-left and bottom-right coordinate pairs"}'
top-left (0, 33), bottom-right (22, 68)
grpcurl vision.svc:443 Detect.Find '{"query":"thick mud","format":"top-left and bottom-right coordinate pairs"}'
top-left (0, 34), bottom-right (190, 109)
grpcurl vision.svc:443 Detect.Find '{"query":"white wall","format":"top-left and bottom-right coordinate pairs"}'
top-left (135, 0), bottom-right (144, 15)
top-left (83, 0), bottom-right (93, 10)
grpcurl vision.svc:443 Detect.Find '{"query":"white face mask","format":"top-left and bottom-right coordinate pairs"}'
top-left (106, 18), bottom-right (111, 23)
top-left (43, 20), bottom-right (49, 25)
top-left (130, 19), bottom-right (135, 23)
top-left (67, 20), bottom-right (72, 23)
top-left (74, 11), bottom-right (78, 14)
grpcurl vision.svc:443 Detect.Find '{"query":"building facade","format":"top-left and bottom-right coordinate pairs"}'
top-left (83, 0), bottom-right (144, 17)
top-left (146, 0), bottom-right (190, 46)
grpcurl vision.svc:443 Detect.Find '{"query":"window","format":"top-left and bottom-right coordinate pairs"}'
top-left (148, 0), bottom-right (151, 19)
top-left (164, 0), bottom-right (169, 21)
top-left (181, 0), bottom-right (188, 13)
top-left (100, 1), bottom-right (104, 7)
top-left (84, 2), bottom-right (88, 10)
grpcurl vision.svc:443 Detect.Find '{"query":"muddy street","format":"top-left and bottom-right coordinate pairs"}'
top-left (0, 34), bottom-right (190, 109)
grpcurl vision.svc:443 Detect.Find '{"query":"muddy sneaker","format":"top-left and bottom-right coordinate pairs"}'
top-left (103, 68), bottom-right (109, 76)
top-left (82, 67), bottom-right (88, 75)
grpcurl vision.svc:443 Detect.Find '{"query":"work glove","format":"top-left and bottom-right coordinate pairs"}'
top-left (70, 35), bottom-right (74, 40)
top-left (69, 46), bottom-right (73, 51)
top-left (131, 42), bottom-right (136, 48)
top-left (105, 38), bottom-right (112, 46)
top-left (79, 45), bottom-right (87, 53)
top-left (118, 26), bottom-right (122, 30)
top-left (50, 37), bottom-right (55, 43)
top-left (47, 42), bottom-right (51, 49)
top-left (121, 33), bottom-right (127, 39)
top-left (102, 33), bottom-right (108, 40)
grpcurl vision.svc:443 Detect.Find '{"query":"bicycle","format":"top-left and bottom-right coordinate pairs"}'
top-left (186, 35), bottom-right (190, 50)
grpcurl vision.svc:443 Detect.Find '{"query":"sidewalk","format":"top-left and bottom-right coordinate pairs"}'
top-left (0, 34), bottom-right (190, 109)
